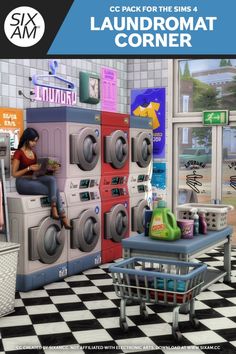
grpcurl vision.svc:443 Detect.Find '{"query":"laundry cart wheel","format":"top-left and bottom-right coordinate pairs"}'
top-left (190, 316), bottom-right (200, 328)
top-left (172, 329), bottom-right (182, 343)
top-left (140, 303), bottom-right (149, 319)
top-left (120, 319), bottom-right (128, 332)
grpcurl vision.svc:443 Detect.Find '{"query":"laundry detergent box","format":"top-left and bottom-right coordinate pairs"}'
top-left (144, 210), bottom-right (153, 236)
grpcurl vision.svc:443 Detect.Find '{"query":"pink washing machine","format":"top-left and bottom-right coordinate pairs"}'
top-left (26, 107), bottom-right (101, 190)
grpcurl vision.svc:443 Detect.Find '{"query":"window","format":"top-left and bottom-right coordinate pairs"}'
top-left (178, 59), bottom-right (236, 113)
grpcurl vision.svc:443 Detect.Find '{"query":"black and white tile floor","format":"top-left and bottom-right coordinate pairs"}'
top-left (1, 249), bottom-right (236, 354)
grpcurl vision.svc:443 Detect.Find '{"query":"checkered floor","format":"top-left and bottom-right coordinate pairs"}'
top-left (1, 249), bottom-right (236, 354)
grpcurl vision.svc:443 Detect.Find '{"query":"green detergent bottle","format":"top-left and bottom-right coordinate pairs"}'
top-left (149, 200), bottom-right (181, 241)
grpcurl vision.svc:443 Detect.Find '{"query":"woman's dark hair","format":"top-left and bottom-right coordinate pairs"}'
top-left (18, 128), bottom-right (39, 149)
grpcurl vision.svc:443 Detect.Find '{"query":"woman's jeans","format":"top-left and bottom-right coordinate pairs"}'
top-left (16, 175), bottom-right (64, 214)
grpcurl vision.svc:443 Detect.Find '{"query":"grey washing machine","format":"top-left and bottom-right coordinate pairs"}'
top-left (64, 176), bottom-right (102, 276)
top-left (129, 116), bottom-right (153, 179)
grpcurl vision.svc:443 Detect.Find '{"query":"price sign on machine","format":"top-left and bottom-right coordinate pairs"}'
top-left (203, 110), bottom-right (229, 126)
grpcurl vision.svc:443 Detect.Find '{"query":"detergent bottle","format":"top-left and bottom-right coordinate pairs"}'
top-left (199, 210), bottom-right (207, 235)
top-left (191, 208), bottom-right (199, 235)
top-left (149, 200), bottom-right (181, 241)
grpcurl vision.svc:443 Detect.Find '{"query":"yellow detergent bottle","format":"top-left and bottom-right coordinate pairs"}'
top-left (149, 200), bottom-right (181, 241)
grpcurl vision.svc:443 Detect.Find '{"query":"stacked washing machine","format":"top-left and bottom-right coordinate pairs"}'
top-left (128, 116), bottom-right (153, 236)
top-left (100, 111), bottom-right (130, 263)
top-left (7, 192), bottom-right (68, 291)
top-left (26, 107), bottom-right (102, 277)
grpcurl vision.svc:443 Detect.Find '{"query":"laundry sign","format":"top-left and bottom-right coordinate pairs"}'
top-left (32, 60), bottom-right (77, 106)
top-left (101, 67), bottom-right (117, 112)
top-left (0, 107), bottom-right (24, 150)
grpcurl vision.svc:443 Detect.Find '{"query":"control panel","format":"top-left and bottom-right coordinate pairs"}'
top-left (100, 174), bottom-right (129, 200)
top-left (40, 196), bottom-right (51, 207)
top-left (100, 175), bottom-right (128, 187)
top-left (128, 176), bottom-right (152, 196)
top-left (65, 177), bottom-right (101, 205)
top-left (40, 193), bottom-right (67, 208)
top-left (135, 174), bottom-right (150, 183)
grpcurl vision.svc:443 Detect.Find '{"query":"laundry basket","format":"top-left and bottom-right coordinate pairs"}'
top-left (0, 242), bottom-right (20, 317)
top-left (109, 256), bottom-right (207, 342)
top-left (177, 203), bottom-right (234, 231)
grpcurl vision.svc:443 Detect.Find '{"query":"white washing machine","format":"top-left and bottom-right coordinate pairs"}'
top-left (26, 107), bottom-right (101, 190)
top-left (7, 192), bottom-right (68, 291)
top-left (129, 116), bottom-right (153, 184)
top-left (64, 177), bottom-right (101, 276)
top-left (128, 175), bottom-right (152, 236)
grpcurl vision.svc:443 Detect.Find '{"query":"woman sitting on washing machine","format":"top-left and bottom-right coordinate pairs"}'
top-left (12, 127), bottom-right (72, 230)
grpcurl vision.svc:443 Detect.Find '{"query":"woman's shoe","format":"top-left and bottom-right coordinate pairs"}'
top-left (60, 213), bottom-right (72, 230)
top-left (51, 202), bottom-right (59, 220)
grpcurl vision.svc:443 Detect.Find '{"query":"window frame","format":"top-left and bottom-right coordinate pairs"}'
top-left (167, 59), bottom-right (236, 209)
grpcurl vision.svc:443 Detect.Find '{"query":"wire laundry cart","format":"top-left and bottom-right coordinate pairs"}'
top-left (109, 257), bottom-right (207, 342)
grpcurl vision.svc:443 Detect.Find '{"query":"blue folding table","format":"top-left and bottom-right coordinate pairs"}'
top-left (122, 226), bottom-right (233, 290)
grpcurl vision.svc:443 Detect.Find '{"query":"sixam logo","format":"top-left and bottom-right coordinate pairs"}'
top-left (4, 6), bottom-right (45, 47)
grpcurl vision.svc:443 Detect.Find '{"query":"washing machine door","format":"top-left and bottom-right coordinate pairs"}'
top-left (132, 199), bottom-right (150, 234)
top-left (70, 127), bottom-right (100, 171)
top-left (105, 130), bottom-right (128, 169)
top-left (71, 209), bottom-right (100, 252)
top-left (105, 204), bottom-right (128, 242)
top-left (29, 217), bottom-right (64, 264)
top-left (132, 132), bottom-right (152, 168)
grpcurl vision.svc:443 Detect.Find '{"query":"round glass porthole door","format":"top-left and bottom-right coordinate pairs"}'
top-left (70, 128), bottom-right (100, 171)
top-left (115, 137), bottom-right (127, 164)
top-left (29, 218), bottom-right (64, 264)
top-left (132, 199), bottom-right (150, 234)
top-left (105, 130), bottom-right (128, 169)
top-left (44, 226), bottom-right (61, 256)
top-left (136, 132), bottom-right (152, 168)
top-left (71, 209), bottom-right (100, 252)
top-left (82, 134), bottom-right (99, 167)
top-left (105, 204), bottom-right (128, 242)
top-left (140, 202), bottom-right (150, 234)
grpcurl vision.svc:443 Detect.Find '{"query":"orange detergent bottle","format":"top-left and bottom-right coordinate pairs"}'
top-left (149, 200), bottom-right (181, 241)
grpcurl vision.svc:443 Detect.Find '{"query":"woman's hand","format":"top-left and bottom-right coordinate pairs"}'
top-left (30, 163), bottom-right (41, 171)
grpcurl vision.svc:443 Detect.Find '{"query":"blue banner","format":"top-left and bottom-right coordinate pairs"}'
top-left (47, 0), bottom-right (236, 55)
top-left (152, 162), bottom-right (166, 191)
top-left (131, 88), bottom-right (165, 158)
